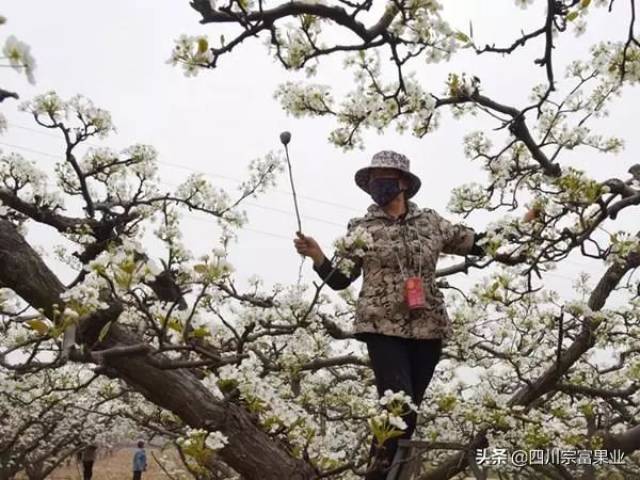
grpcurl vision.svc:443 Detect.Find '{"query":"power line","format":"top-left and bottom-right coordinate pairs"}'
top-left (4, 123), bottom-right (362, 213)
top-left (183, 212), bottom-right (295, 241)
top-left (0, 141), bottom-right (60, 159)
top-left (32, 178), bottom-right (304, 242)
top-left (0, 140), bottom-right (347, 230)
top-left (158, 180), bottom-right (344, 229)
top-left (0, 136), bottom-right (610, 273)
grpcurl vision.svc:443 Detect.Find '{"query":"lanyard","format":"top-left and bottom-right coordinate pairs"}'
top-left (382, 220), bottom-right (423, 279)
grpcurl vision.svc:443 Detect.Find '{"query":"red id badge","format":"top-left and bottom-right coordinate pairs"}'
top-left (404, 276), bottom-right (425, 310)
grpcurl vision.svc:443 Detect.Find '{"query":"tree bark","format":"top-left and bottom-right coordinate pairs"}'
top-left (598, 424), bottom-right (640, 454)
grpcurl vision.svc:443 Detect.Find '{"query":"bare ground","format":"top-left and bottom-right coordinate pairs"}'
top-left (47, 448), bottom-right (187, 480)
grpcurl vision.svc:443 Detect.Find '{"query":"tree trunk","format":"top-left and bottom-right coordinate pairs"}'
top-left (0, 219), bottom-right (316, 480)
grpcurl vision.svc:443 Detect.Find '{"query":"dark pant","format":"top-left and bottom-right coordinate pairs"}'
top-left (82, 461), bottom-right (94, 480)
top-left (133, 471), bottom-right (142, 480)
top-left (362, 333), bottom-right (443, 480)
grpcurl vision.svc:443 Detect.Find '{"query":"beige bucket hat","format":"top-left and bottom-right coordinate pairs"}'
top-left (354, 150), bottom-right (421, 198)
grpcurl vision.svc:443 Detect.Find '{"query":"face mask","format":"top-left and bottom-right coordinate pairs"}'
top-left (369, 177), bottom-right (405, 207)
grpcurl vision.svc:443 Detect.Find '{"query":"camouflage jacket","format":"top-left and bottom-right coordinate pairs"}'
top-left (313, 200), bottom-right (479, 344)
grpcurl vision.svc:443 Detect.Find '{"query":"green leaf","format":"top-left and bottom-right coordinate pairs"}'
top-left (566, 11), bottom-right (579, 21)
top-left (26, 319), bottom-right (49, 335)
top-left (197, 37), bottom-right (209, 54)
top-left (120, 259), bottom-right (137, 274)
top-left (301, 14), bottom-right (315, 30)
top-left (167, 319), bottom-right (182, 333)
top-left (448, 73), bottom-right (460, 96)
top-left (217, 378), bottom-right (239, 394)
top-left (455, 31), bottom-right (470, 43)
top-left (189, 326), bottom-right (211, 339)
top-left (581, 0), bottom-right (591, 8)
top-left (98, 321), bottom-right (112, 342)
top-left (193, 264), bottom-right (208, 274)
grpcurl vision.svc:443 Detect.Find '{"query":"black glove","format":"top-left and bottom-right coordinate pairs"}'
top-left (469, 231), bottom-right (487, 257)
top-left (469, 227), bottom-right (504, 257)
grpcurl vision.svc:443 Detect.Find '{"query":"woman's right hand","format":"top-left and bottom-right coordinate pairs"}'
top-left (293, 231), bottom-right (324, 265)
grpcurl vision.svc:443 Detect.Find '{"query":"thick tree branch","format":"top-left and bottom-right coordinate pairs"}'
top-left (0, 218), bottom-right (317, 480)
top-left (0, 87), bottom-right (19, 102)
top-left (191, 0), bottom-right (397, 42)
top-left (0, 219), bottom-right (66, 319)
top-left (0, 188), bottom-right (88, 233)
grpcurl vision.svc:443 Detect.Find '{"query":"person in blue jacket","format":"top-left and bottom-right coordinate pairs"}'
top-left (132, 440), bottom-right (147, 480)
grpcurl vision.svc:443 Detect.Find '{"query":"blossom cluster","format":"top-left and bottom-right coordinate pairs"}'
top-left (177, 427), bottom-right (228, 452)
top-left (606, 231), bottom-right (640, 267)
top-left (20, 92), bottom-right (114, 139)
top-left (333, 225), bottom-right (373, 258)
top-left (274, 82), bottom-right (334, 118)
top-left (332, 224), bottom-right (373, 276)
top-left (237, 151), bottom-right (285, 197)
top-left (167, 34), bottom-right (214, 77)
top-left (193, 248), bottom-right (235, 283)
top-left (368, 389), bottom-right (417, 446)
top-left (2, 34), bottom-right (36, 84)
top-left (0, 151), bottom-right (63, 208)
top-left (176, 174), bottom-right (239, 221)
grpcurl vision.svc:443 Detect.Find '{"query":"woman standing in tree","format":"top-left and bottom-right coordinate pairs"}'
top-left (294, 150), bottom-right (523, 479)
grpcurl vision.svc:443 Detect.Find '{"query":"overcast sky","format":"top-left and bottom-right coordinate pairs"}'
top-left (1, 1), bottom-right (638, 308)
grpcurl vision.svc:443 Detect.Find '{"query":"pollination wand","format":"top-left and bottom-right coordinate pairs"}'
top-left (280, 131), bottom-right (305, 284)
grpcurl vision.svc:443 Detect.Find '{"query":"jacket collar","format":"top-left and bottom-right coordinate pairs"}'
top-left (364, 199), bottom-right (421, 222)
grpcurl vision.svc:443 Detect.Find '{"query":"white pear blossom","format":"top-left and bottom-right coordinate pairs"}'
top-left (275, 82), bottom-right (334, 118)
top-left (388, 414), bottom-right (408, 431)
top-left (333, 225), bottom-right (373, 259)
top-left (0, 152), bottom-right (63, 207)
top-left (448, 182), bottom-right (490, 213)
top-left (379, 389), bottom-right (418, 412)
top-left (167, 34), bottom-right (213, 77)
top-left (238, 151), bottom-right (285, 197)
top-left (67, 95), bottom-right (114, 137)
top-left (60, 272), bottom-right (110, 315)
top-left (204, 431), bottom-right (228, 450)
top-left (176, 174), bottom-right (232, 214)
top-left (2, 34), bottom-right (36, 83)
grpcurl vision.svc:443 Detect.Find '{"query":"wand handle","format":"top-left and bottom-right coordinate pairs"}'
top-left (283, 143), bottom-right (303, 234)
top-left (281, 132), bottom-right (305, 285)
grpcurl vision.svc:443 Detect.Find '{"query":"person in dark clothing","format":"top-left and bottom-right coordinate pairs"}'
top-left (294, 151), bottom-right (532, 479)
top-left (80, 444), bottom-right (98, 480)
